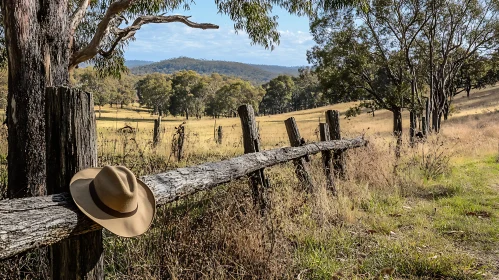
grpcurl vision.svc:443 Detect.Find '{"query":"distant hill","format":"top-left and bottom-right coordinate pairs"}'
top-left (130, 57), bottom-right (302, 84)
top-left (125, 60), bottom-right (155, 68)
top-left (247, 64), bottom-right (301, 76)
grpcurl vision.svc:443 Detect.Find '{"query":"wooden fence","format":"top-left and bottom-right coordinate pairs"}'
top-left (0, 98), bottom-right (367, 278)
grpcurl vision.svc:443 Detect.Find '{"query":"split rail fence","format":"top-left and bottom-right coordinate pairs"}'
top-left (0, 90), bottom-right (367, 279)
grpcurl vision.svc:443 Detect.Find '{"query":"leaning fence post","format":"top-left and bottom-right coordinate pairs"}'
top-left (238, 104), bottom-right (268, 211)
top-left (285, 117), bottom-right (315, 192)
top-left (326, 110), bottom-right (346, 179)
top-left (319, 123), bottom-right (336, 195)
top-left (45, 87), bottom-right (104, 279)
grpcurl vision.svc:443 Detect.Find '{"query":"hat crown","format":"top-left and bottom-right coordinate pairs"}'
top-left (93, 166), bottom-right (138, 214)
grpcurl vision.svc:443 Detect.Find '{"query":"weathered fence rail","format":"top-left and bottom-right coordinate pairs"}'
top-left (0, 137), bottom-right (366, 260)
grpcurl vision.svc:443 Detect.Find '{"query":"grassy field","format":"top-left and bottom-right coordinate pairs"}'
top-left (97, 85), bottom-right (499, 160)
top-left (97, 87), bottom-right (499, 279)
top-left (2, 87), bottom-right (499, 279)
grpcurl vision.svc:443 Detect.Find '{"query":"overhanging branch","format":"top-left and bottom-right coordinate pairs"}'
top-left (69, 0), bottom-right (136, 69)
top-left (68, 0), bottom-right (219, 69)
top-left (99, 15), bottom-right (219, 58)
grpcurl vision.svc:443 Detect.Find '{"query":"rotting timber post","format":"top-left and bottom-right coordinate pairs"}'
top-left (45, 87), bottom-right (104, 279)
top-left (325, 110), bottom-right (346, 179)
top-left (238, 104), bottom-right (268, 212)
top-left (153, 116), bottom-right (161, 146)
top-left (285, 117), bottom-right (315, 192)
top-left (319, 123), bottom-right (336, 195)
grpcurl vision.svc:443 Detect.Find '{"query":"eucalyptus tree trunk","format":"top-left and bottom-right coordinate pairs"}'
top-left (2, 0), bottom-right (70, 197)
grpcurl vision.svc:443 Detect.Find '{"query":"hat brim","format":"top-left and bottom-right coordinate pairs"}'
top-left (70, 168), bottom-right (156, 238)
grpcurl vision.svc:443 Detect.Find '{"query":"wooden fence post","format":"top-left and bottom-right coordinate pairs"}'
top-left (325, 110), bottom-right (346, 179)
top-left (238, 105), bottom-right (268, 211)
top-left (153, 117), bottom-right (160, 145)
top-left (285, 117), bottom-right (315, 192)
top-left (176, 125), bottom-right (185, 161)
top-left (217, 126), bottom-right (223, 144)
top-left (319, 123), bottom-right (336, 195)
top-left (45, 87), bottom-right (103, 279)
top-left (153, 116), bottom-right (161, 146)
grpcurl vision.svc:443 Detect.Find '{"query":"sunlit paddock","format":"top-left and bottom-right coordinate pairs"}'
top-left (96, 85), bottom-right (499, 165)
top-left (91, 86), bottom-right (499, 279)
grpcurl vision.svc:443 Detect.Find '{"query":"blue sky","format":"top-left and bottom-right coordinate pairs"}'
top-left (124, 2), bottom-right (313, 66)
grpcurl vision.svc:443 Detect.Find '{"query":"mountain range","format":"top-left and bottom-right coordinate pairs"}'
top-left (128, 57), bottom-right (303, 84)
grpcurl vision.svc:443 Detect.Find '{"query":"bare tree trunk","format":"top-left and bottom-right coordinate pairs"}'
top-left (443, 102), bottom-right (449, 121)
top-left (409, 111), bottom-right (416, 146)
top-left (424, 98), bottom-right (430, 136)
top-left (2, 0), bottom-right (69, 198)
top-left (432, 107), bottom-right (440, 133)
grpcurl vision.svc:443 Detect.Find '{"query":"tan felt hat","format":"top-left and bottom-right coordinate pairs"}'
top-left (70, 166), bottom-right (156, 237)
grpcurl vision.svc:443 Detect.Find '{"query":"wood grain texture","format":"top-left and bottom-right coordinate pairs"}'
top-left (326, 110), bottom-right (346, 178)
top-left (238, 105), bottom-right (268, 210)
top-left (0, 137), bottom-right (367, 260)
top-left (45, 87), bottom-right (103, 279)
top-left (285, 117), bottom-right (314, 192)
top-left (153, 117), bottom-right (161, 146)
top-left (319, 123), bottom-right (336, 195)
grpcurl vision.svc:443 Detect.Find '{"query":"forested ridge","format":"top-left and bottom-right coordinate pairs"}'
top-left (130, 57), bottom-right (301, 83)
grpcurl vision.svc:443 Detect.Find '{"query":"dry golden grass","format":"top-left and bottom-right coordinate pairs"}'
top-left (93, 87), bottom-right (499, 279)
top-left (97, 85), bottom-right (499, 162)
top-left (2, 87), bottom-right (499, 279)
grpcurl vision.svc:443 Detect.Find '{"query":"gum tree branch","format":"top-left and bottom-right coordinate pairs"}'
top-left (69, 0), bottom-right (136, 69)
top-left (99, 15), bottom-right (219, 58)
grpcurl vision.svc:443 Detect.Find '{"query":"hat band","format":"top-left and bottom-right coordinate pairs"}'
top-left (89, 181), bottom-right (138, 218)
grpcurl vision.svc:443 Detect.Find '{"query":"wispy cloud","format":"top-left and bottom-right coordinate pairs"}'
top-left (124, 23), bottom-right (314, 66)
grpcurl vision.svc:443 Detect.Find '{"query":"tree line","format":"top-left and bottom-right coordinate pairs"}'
top-left (260, 68), bottom-right (327, 114)
top-left (72, 67), bottom-right (325, 119)
top-left (130, 56), bottom-right (300, 84)
top-left (136, 70), bottom-right (265, 119)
